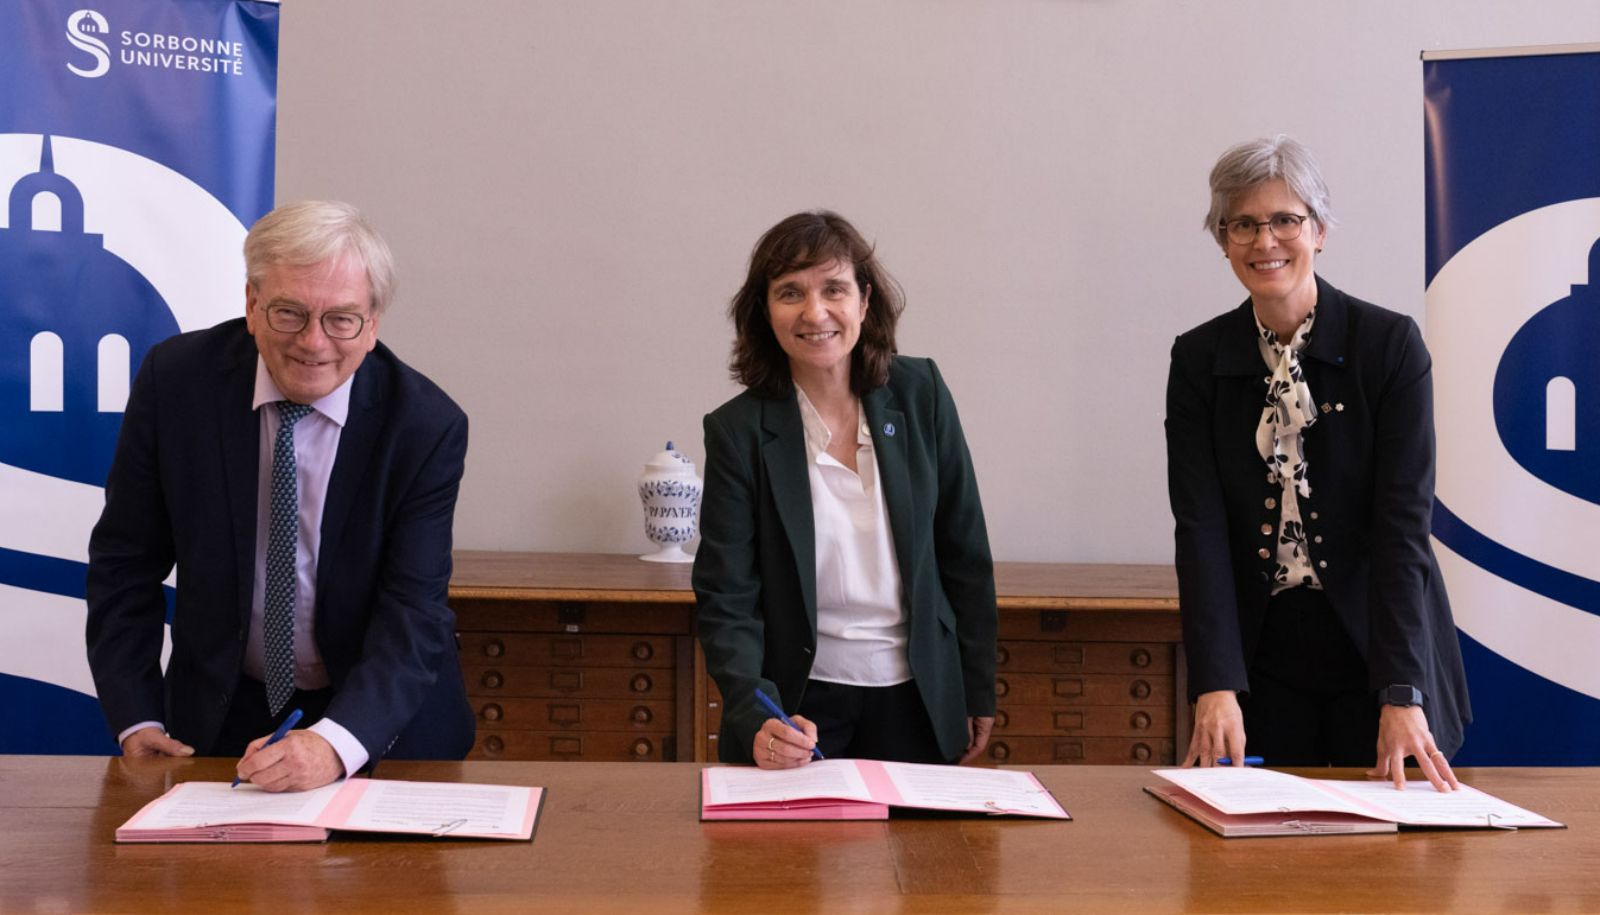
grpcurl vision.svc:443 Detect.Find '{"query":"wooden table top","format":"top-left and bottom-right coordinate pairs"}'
top-left (451, 550), bottom-right (1179, 612)
top-left (3, 755), bottom-right (1593, 914)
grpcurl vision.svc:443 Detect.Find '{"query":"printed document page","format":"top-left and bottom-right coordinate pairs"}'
top-left (703, 759), bottom-right (872, 805)
top-left (128, 781), bottom-right (344, 829)
top-left (1317, 779), bottom-right (1562, 827)
top-left (1153, 767), bottom-right (1370, 817)
top-left (882, 762), bottom-right (1067, 817)
top-left (342, 780), bottom-right (534, 836)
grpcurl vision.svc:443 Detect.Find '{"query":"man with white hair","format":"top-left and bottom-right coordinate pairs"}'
top-left (87, 200), bottom-right (474, 791)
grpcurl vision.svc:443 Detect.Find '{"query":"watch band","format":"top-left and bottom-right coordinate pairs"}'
top-left (1379, 684), bottom-right (1424, 708)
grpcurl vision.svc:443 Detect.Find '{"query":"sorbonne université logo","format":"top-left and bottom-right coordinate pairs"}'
top-left (65, 9), bottom-right (112, 78)
top-left (0, 133), bottom-right (244, 750)
top-left (1427, 198), bottom-right (1600, 707)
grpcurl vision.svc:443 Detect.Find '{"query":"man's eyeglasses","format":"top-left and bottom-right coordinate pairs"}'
top-left (1221, 212), bottom-right (1310, 247)
top-left (264, 305), bottom-right (368, 340)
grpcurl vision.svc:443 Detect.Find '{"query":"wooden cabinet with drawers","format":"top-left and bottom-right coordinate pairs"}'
top-left (449, 552), bottom-right (1184, 765)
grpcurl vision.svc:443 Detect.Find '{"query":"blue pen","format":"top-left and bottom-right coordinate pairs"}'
top-left (753, 689), bottom-right (823, 761)
top-left (1215, 756), bottom-right (1265, 766)
top-left (233, 708), bottom-right (304, 787)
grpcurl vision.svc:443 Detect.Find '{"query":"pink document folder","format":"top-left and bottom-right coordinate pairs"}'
top-left (700, 759), bottom-right (1069, 821)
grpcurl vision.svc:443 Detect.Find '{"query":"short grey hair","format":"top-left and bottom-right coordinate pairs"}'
top-left (1203, 135), bottom-right (1334, 250)
top-left (244, 200), bottom-right (396, 313)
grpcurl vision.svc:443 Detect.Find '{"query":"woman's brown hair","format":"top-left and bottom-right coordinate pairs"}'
top-left (728, 210), bottom-right (905, 398)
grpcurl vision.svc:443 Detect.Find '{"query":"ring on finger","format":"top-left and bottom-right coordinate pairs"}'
top-left (767, 735), bottom-right (776, 751)
top-left (768, 749), bottom-right (775, 763)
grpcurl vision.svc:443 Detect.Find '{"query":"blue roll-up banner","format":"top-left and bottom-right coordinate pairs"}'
top-left (1425, 45), bottom-right (1600, 764)
top-left (0, 0), bottom-right (278, 753)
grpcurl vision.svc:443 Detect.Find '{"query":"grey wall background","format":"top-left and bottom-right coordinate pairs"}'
top-left (274, 1), bottom-right (1600, 563)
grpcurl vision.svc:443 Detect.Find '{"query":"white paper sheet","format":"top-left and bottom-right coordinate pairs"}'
top-left (342, 780), bottom-right (533, 836)
top-left (128, 781), bottom-right (344, 829)
top-left (703, 759), bottom-right (872, 805)
top-left (882, 762), bottom-right (1062, 816)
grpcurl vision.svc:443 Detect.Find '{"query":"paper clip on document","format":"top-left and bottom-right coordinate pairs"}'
top-left (1483, 812), bottom-right (1516, 832)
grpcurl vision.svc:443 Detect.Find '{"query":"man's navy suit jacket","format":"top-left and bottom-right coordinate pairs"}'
top-left (86, 318), bottom-right (474, 762)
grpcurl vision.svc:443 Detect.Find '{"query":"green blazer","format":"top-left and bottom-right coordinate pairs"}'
top-left (692, 356), bottom-right (997, 764)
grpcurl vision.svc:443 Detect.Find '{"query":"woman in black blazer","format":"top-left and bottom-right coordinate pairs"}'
top-left (1167, 137), bottom-right (1470, 790)
top-left (693, 211), bottom-right (997, 768)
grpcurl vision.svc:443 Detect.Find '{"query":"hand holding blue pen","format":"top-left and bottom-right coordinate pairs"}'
top-left (754, 689), bottom-right (823, 762)
top-left (1215, 756), bottom-right (1264, 766)
top-left (232, 708), bottom-right (304, 787)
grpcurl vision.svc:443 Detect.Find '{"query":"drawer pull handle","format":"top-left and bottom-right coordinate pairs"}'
top-left (989, 741), bottom-right (1010, 761)
top-left (630, 674), bottom-right (654, 693)
top-left (480, 703), bottom-right (503, 722)
top-left (995, 678), bottom-right (1009, 698)
top-left (1130, 648), bottom-right (1152, 668)
top-left (632, 706), bottom-right (653, 725)
top-left (1131, 742), bottom-right (1153, 762)
top-left (631, 641), bottom-right (654, 661)
top-left (550, 737), bottom-right (581, 756)
top-left (1054, 741), bottom-right (1085, 762)
top-left (483, 735), bottom-right (504, 755)
top-left (551, 638), bottom-right (583, 660)
top-left (1131, 711), bottom-right (1152, 731)
top-left (482, 639), bottom-right (504, 658)
top-left (1053, 678), bottom-right (1085, 698)
top-left (480, 671), bottom-right (503, 690)
top-left (632, 738), bottom-right (653, 758)
top-left (550, 671), bottom-right (583, 691)
top-left (548, 703), bottom-right (581, 725)
top-left (995, 646), bottom-right (1010, 666)
top-left (994, 710), bottom-right (1009, 728)
top-left (1130, 679), bottom-right (1152, 700)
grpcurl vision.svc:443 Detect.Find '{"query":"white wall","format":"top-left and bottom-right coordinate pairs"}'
top-left (275, 1), bottom-right (1600, 562)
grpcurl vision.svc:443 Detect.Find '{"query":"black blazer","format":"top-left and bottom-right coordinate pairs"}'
top-left (1165, 277), bottom-right (1470, 755)
top-left (693, 356), bottom-right (997, 764)
top-left (86, 318), bottom-right (474, 762)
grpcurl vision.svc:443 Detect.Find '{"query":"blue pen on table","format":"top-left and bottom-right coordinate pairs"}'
top-left (753, 689), bottom-right (824, 761)
top-left (232, 708), bottom-right (304, 787)
top-left (1215, 756), bottom-right (1264, 766)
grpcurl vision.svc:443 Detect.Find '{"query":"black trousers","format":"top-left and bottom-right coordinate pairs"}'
top-left (1240, 587), bottom-right (1379, 767)
top-left (797, 679), bottom-right (950, 764)
top-left (210, 675), bottom-right (334, 757)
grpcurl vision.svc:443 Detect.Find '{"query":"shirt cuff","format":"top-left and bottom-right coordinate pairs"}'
top-left (310, 718), bottom-right (369, 777)
top-left (118, 721), bottom-right (166, 746)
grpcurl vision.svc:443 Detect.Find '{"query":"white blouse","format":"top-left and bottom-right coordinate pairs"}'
top-left (795, 386), bottom-right (910, 686)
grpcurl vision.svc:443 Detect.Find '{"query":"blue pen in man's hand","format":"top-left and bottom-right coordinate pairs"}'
top-left (232, 708), bottom-right (304, 787)
top-left (1215, 756), bottom-right (1264, 766)
top-left (753, 689), bottom-right (824, 760)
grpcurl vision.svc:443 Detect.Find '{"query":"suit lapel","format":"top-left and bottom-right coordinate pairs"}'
top-left (759, 393), bottom-right (816, 629)
top-left (1300, 276), bottom-right (1350, 473)
top-left (1213, 301), bottom-right (1268, 451)
top-left (219, 341), bottom-right (261, 629)
top-left (863, 385), bottom-right (915, 595)
top-left (318, 355), bottom-right (385, 604)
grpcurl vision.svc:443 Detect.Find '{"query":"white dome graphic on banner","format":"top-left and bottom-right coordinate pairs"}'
top-left (1427, 197), bottom-right (1600, 700)
top-left (0, 133), bottom-right (243, 699)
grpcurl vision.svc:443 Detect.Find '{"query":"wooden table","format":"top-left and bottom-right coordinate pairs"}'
top-left (3, 755), bottom-right (1594, 914)
top-left (448, 552), bottom-right (1185, 765)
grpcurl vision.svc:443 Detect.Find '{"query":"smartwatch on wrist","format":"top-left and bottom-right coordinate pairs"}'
top-left (1379, 684), bottom-right (1424, 708)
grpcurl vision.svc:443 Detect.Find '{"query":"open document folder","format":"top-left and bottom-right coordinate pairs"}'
top-left (116, 778), bottom-right (544, 843)
top-left (1145, 767), bottom-right (1564, 837)
top-left (701, 759), bottom-right (1070, 821)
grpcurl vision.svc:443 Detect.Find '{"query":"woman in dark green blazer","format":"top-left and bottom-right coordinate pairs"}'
top-left (693, 211), bottom-right (997, 768)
